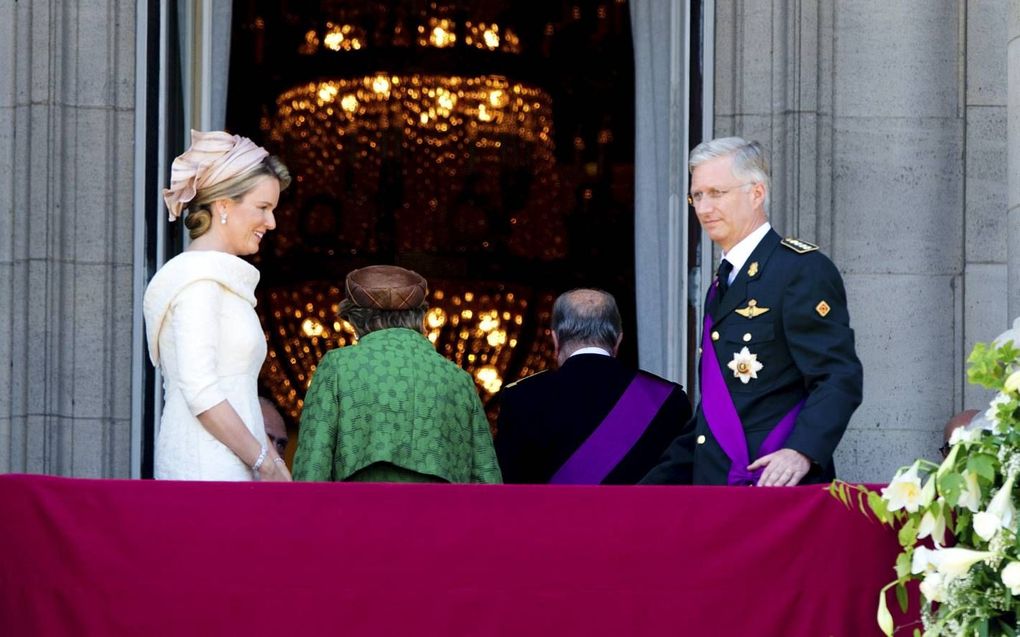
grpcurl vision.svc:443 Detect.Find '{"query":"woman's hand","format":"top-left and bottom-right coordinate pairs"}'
top-left (195, 401), bottom-right (294, 481)
top-left (258, 455), bottom-right (292, 482)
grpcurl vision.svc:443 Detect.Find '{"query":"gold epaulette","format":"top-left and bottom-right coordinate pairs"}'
top-left (503, 369), bottom-right (548, 390)
top-left (780, 237), bottom-right (819, 254)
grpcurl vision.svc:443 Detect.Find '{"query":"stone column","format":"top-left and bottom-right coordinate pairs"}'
top-left (1009, 0), bottom-right (1020, 320)
top-left (714, 1), bottom-right (834, 243)
top-left (0, 1), bottom-right (136, 476)
top-left (714, 1), bottom-right (965, 481)
top-left (964, 0), bottom-right (1010, 410)
top-left (831, 0), bottom-right (964, 481)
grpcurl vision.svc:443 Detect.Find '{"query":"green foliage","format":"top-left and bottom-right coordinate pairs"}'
top-left (896, 582), bottom-right (909, 613)
top-left (898, 517), bottom-right (919, 546)
top-left (896, 551), bottom-right (912, 579)
top-left (939, 472), bottom-right (963, 508)
top-left (969, 340), bottom-right (1020, 389)
top-left (969, 454), bottom-right (999, 483)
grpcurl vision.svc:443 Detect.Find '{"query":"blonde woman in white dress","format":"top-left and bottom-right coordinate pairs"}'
top-left (143, 130), bottom-right (292, 481)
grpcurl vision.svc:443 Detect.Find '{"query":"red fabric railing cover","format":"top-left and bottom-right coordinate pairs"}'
top-left (0, 475), bottom-right (914, 636)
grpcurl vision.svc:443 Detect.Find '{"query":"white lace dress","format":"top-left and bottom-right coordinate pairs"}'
top-left (143, 251), bottom-right (267, 480)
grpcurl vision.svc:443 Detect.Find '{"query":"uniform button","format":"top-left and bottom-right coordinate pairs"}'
top-left (711, 331), bottom-right (719, 341)
top-left (697, 347), bottom-right (703, 355)
top-left (743, 333), bottom-right (752, 342)
top-left (696, 434), bottom-right (706, 445)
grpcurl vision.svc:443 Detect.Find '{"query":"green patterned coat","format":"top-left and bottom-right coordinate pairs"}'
top-left (293, 328), bottom-right (502, 483)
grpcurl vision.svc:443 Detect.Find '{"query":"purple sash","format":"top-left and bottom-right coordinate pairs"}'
top-left (701, 286), bottom-right (804, 485)
top-left (549, 373), bottom-right (675, 484)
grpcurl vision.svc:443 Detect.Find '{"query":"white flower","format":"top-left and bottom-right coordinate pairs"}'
top-left (985, 392), bottom-right (1012, 430)
top-left (919, 474), bottom-right (936, 507)
top-left (930, 547), bottom-right (993, 578)
top-left (992, 317), bottom-right (1020, 349)
top-left (1005, 369), bottom-right (1020, 395)
top-left (973, 511), bottom-right (1000, 542)
top-left (948, 425), bottom-right (979, 446)
top-left (881, 462), bottom-right (923, 513)
top-left (1002, 562), bottom-right (1020, 595)
top-left (937, 444), bottom-right (960, 480)
top-left (973, 474), bottom-right (1016, 541)
top-left (911, 546), bottom-right (936, 574)
top-left (916, 508), bottom-right (947, 546)
top-left (726, 347), bottom-right (763, 384)
top-left (970, 411), bottom-right (996, 432)
top-left (956, 470), bottom-right (982, 513)
top-left (918, 572), bottom-right (946, 603)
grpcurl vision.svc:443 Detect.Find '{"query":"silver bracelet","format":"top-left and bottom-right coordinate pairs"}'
top-left (273, 457), bottom-right (286, 466)
top-left (251, 445), bottom-right (268, 481)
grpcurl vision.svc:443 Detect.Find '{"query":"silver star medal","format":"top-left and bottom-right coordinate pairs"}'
top-left (727, 346), bottom-right (763, 384)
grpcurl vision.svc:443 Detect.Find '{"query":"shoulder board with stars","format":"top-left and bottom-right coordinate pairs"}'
top-left (780, 237), bottom-right (819, 254)
top-left (503, 369), bottom-right (549, 390)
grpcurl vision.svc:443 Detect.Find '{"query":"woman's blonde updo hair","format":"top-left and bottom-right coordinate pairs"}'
top-left (183, 156), bottom-right (291, 240)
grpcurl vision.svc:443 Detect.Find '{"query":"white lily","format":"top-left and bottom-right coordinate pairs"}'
top-left (948, 425), bottom-right (979, 446)
top-left (956, 470), bottom-right (982, 513)
top-left (916, 506), bottom-right (947, 546)
top-left (919, 474), bottom-right (936, 508)
top-left (1003, 562), bottom-right (1020, 595)
top-left (1005, 369), bottom-right (1020, 395)
top-left (992, 317), bottom-right (1020, 349)
top-left (918, 571), bottom-right (946, 603)
top-left (973, 473), bottom-right (1016, 541)
top-left (931, 547), bottom-right (994, 578)
top-left (911, 545), bottom-right (936, 574)
top-left (937, 443), bottom-right (961, 480)
top-left (881, 462), bottom-right (924, 513)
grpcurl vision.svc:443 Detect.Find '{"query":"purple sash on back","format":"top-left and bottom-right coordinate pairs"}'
top-left (701, 285), bottom-right (804, 485)
top-left (549, 373), bottom-right (674, 485)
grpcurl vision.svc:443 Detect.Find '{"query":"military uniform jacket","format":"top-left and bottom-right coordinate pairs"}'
top-left (496, 354), bottom-right (692, 484)
top-left (642, 229), bottom-right (863, 485)
top-left (292, 328), bottom-right (503, 483)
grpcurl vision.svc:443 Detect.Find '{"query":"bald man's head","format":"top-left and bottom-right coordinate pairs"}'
top-left (550, 289), bottom-right (623, 365)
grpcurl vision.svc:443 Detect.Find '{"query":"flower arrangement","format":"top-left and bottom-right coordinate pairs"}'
top-left (830, 320), bottom-right (1020, 636)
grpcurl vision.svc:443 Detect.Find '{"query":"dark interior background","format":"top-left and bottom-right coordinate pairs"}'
top-left (224, 0), bottom-right (638, 432)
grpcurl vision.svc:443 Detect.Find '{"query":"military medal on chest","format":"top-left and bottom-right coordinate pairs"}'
top-left (727, 346), bottom-right (763, 383)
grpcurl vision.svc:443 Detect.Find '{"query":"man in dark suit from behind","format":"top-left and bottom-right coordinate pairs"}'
top-left (495, 289), bottom-right (692, 484)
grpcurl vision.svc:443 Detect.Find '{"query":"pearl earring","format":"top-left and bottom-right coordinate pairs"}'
top-left (220, 213), bottom-right (227, 225)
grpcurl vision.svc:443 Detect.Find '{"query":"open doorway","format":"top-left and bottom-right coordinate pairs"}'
top-left (223, 1), bottom-right (640, 449)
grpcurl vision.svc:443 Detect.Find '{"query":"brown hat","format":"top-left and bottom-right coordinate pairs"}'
top-left (342, 265), bottom-right (428, 311)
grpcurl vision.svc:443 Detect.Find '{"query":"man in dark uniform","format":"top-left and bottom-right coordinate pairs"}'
top-left (496, 289), bottom-right (692, 484)
top-left (641, 137), bottom-right (863, 486)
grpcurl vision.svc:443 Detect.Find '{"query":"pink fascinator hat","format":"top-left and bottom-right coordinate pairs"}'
top-left (162, 130), bottom-right (269, 221)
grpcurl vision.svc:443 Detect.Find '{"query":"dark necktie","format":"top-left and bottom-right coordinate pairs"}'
top-left (716, 259), bottom-right (733, 300)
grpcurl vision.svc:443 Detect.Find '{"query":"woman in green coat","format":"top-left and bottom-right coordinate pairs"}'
top-left (293, 265), bottom-right (502, 484)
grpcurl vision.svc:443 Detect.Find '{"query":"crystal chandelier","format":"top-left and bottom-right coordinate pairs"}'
top-left (255, 2), bottom-right (566, 424)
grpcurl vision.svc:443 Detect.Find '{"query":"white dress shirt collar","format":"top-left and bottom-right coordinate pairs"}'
top-left (569, 346), bottom-right (612, 358)
top-left (720, 222), bottom-right (771, 284)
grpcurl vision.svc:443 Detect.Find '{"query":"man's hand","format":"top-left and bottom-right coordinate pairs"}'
top-left (748, 448), bottom-right (811, 487)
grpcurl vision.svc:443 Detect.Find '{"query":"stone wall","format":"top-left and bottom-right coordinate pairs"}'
top-left (0, 1), bottom-right (136, 476)
top-left (715, 1), bottom-right (1012, 481)
top-left (965, 0), bottom-right (1011, 416)
top-left (1010, 2), bottom-right (1020, 320)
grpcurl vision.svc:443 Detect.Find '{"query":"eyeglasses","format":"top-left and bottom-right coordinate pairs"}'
top-left (687, 182), bottom-right (754, 207)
